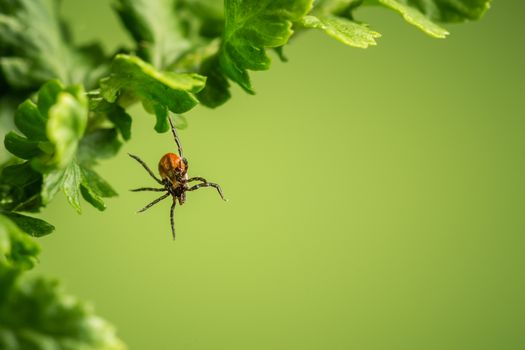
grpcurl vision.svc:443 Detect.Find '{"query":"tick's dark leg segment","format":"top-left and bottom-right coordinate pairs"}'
top-left (187, 182), bottom-right (226, 201)
top-left (130, 187), bottom-right (166, 192)
top-left (181, 157), bottom-right (189, 176)
top-left (170, 200), bottom-right (176, 240)
top-left (128, 153), bottom-right (163, 185)
top-left (187, 177), bottom-right (207, 183)
top-left (168, 116), bottom-right (184, 158)
top-left (137, 192), bottom-right (170, 213)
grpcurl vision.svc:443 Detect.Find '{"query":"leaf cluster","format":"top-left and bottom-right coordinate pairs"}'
top-left (0, 214), bottom-right (125, 350)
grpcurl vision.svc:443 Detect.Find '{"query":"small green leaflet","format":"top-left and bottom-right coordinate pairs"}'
top-left (100, 54), bottom-right (206, 132)
top-left (45, 86), bottom-right (88, 170)
top-left (0, 162), bottom-right (43, 213)
top-left (220, 0), bottom-right (313, 93)
top-left (42, 162), bottom-right (83, 213)
top-left (0, 212), bottom-right (54, 238)
top-left (114, 0), bottom-right (191, 69)
top-left (0, 215), bottom-right (40, 271)
top-left (376, 0), bottom-right (491, 38)
top-left (378, 0), bottom-right (449, 37)
top-left (41, 159), bottom-right (118, 214)
top-left (78, 167), bottom-right (118, 211)
top-left (395, 0), bottom-right (491, 22)
top-left (302, 15), bottom-right (381, 48)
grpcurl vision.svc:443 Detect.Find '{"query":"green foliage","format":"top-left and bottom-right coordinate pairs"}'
top-left (0, 213), bottom-right (124, 349)
top-left (0, 0), bottom-right (491, 347)
top-left (0, 215), bottom-right (40, 270)
top-left (0, 0), bottom-right (107, 91)
top-left (219, 0), bottom-right (313, 93)
top-left (0, 216), bottom-right (124, 350)
top-left (99, 54), bottom-right (206, 132)
top-left (3, 81), bottom-right (117, 215)
top-left (114, 0), bottom-right (191, 69)
top-left (0, 275), bottom-right (126, 350)
top-left (393, 0), bottom-right (491, 22)
top-left (302, 15), bottom-right (381, 48)
top-left (377, 0), bottom-right (450, 37)
top-left (1, 211), bottom-right (54, 238)
top-left (364, 0), bottom-right (491, 37)
top-left (302, 0), bottom-right (380, 48)
top-left (9, 80), bottom-right (88, 171)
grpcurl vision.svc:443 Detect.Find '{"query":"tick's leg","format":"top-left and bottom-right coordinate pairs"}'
top-left (128, 153), bottom-right (163, 185)
top-left (187, 177), bottom-right (207, 183)
top-left (187, 182), bottom-right (226, 201)
top-left (130, 187), bottom-right (166, 192)
top-left (168, 116), bottom-right (184, 159)
top-left (181, 158), bottom-right (189, 177)
top-left (137, 192), bottom-right (170, 213)
top-left (170, 200), bottom-right (176, 240)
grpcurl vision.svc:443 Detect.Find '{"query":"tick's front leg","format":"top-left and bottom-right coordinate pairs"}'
top-left (137, 192), bottom-right (170, 213)
top-left (187, 177), bottom-right (207, 184)
top-left (130, 187), bottom-right (166, 192)
top-left (187, 182), bottom-right (227, 201)
top-left (128, 153), bottom-right (163, 185)
top-left (170, 200), bottom-right (176, 240)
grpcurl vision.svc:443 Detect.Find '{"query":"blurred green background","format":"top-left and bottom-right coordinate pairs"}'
top-left (34, 1), bottom-right (525, 349)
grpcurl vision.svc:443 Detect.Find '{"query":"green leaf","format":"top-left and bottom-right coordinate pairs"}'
top-left (14, 100), bottom-right (47, 141)
top-left (41, 161), bottom-right (117, 214)
top-left (4, 132), bottom-right (42, 160)
top-left (0, 215), bottom-right (40, 271)
top-left (100, 54), bottom-right (206, 132)
top-left (36, 79), bottom-right (64, 117)
top-left (44, 87), bottom-right (88, 170)
top-left (376, 0), bottom-right (491, 37)
top-left (79, 167), bottom-right (117, 212)
top-left (0, 0), bottom-right (108, 90)
top-left (79, 185), bottom-right (106, 212)
top-left (220, 0), bottom-right (313, 93)
top-left (42, 162), bottom-right (83, 213)
top-left (61, 162), bottom-right (83, 213)
top-left (81, 167), bottom-right (117, 198)
top-left (0, 212), bottom-right (54, 238)
top-left (0, 274), bottom-right (126, 350)
top-left (378, 0), bottom-right (449, 37)
top-left (197, 56), bottom-right (232, 108)
top-left (114, 0), bottom-right (191, 69)
top-left (302, 14), bottom-right (380, 48)
top-left (0, 162), bottom-right (43, 213)
top-left (394, 0), bottom-right (491, 22)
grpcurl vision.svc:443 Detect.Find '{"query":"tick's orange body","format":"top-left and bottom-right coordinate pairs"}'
top-left (129, 117), bottom-right (226, 240)
top-left (158, 153), bottom-right (188, 186)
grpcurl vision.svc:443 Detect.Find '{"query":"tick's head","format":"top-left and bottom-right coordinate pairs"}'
top-left (158, 153), bottom-right (188, 182)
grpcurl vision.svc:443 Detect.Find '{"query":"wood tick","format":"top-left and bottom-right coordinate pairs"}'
top-left (129, 117), bottom-right (226, 239)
